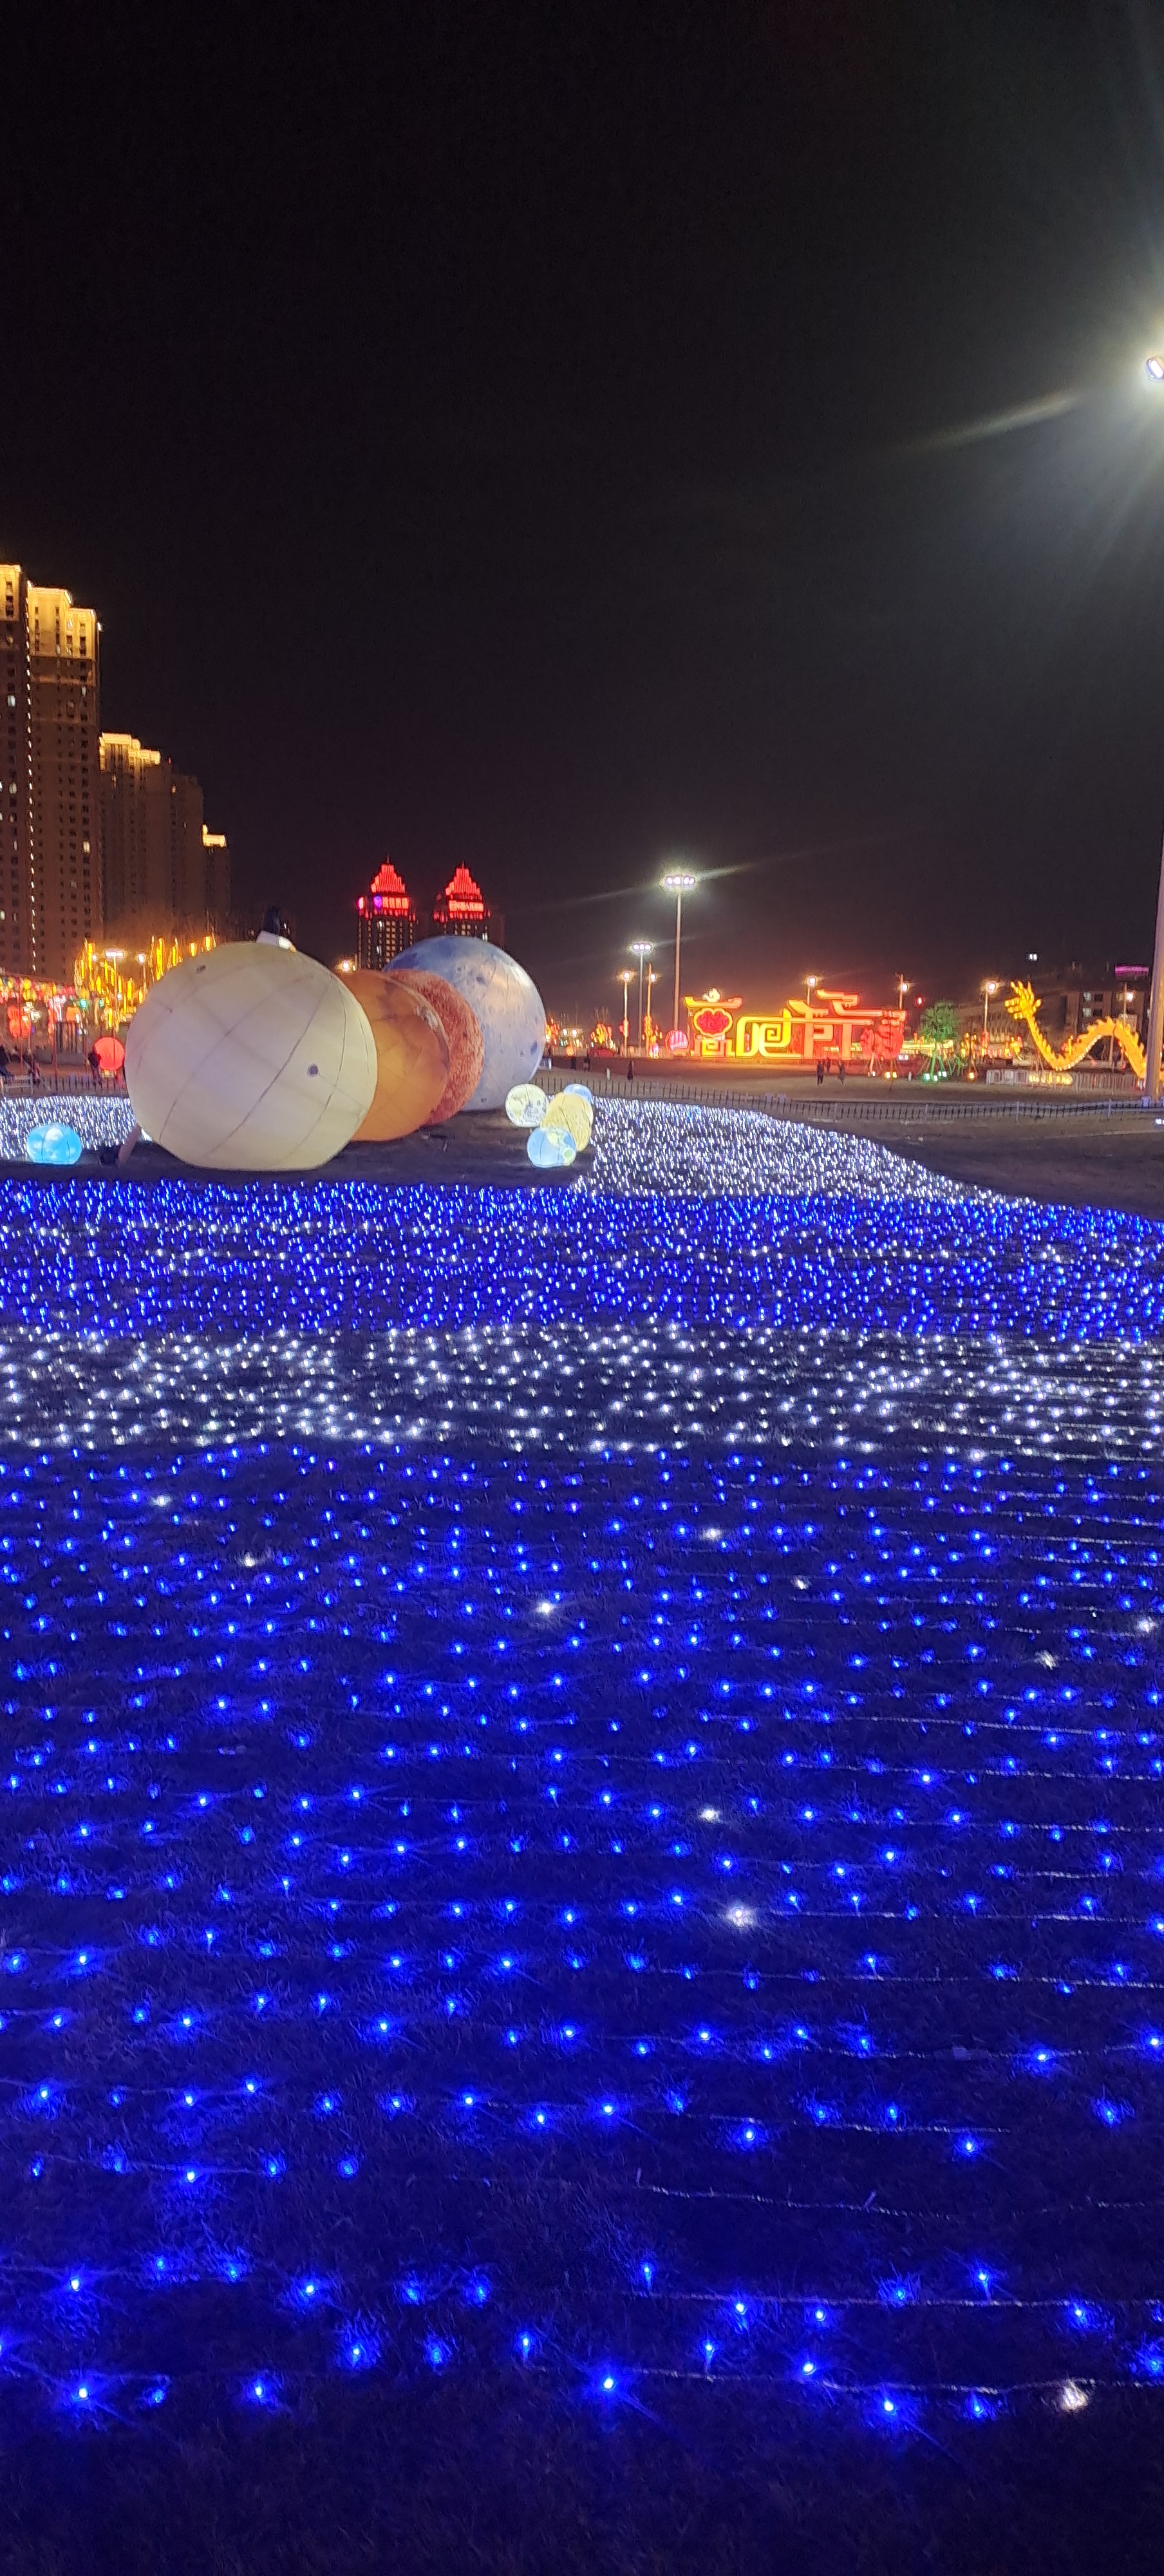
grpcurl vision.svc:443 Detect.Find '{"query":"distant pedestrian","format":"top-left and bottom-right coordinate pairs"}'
top-left (626, 1057), bottom-right (634, 1085)
top-left (816, 1056), bottom-right (825, 1088)
top-left (838, 1059), bottom-right (845, 1086)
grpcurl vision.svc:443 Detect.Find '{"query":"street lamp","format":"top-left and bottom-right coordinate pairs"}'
top-left (661, 869), bottom-right (698, 1037)
top-left (1138, 359), bottom-right (1164, 1094)
top-left (982, 978), bottom-right (999, 1037)
top-left (617, 968), bottom-right (634, 1053)
top-left (630, 941), bottom-right (653, 1048)
top-left (897, 972), bottom-right (908, 1012)
top-left (805, 973), bottom-right (818, 1010)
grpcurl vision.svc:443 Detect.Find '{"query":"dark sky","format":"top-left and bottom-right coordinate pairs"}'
top-left (11, 1), bottom-right (1164, 1016)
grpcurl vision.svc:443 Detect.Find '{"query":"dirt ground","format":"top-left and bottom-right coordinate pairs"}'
top-left (858, 1108), bottom-right (1164, 1219)
top-left (1, 1108), bottom-right (570, 1195)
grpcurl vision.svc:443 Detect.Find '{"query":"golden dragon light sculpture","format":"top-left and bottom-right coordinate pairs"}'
top-left (1004, 980), bottom-right (1146, 1081)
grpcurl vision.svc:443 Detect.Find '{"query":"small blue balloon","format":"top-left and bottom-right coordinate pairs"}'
top-left (527, 1125), bottom-right (576, 1170)
top-left (26, 1122), bottom-right (83, 1167)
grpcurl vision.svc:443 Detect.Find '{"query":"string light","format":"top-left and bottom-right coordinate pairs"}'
top-left (0, 1097), bottom-right (1159, 2430)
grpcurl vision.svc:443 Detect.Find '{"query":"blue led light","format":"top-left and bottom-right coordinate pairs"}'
top-left (0, 1106), bottom-right (1161, 2430)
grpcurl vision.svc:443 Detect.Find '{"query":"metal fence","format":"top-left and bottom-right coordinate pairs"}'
top-left (0, 1069), bottom-right (127, 1097)
top-left (538, 1065), bottom-right (1158, 1125)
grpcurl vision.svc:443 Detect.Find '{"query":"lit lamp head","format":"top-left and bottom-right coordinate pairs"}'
top-left (661, 871), bottom-right (698, 895)
top-left (1147, 355), bottom-right (1164, 382)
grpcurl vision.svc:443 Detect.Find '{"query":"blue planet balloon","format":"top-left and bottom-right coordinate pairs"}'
top-left (527, 1124), bottom-right (577, 1170)
top-left (26, 1122), bottom-right (84, 1167)
top-left (388, 937), bottom-right (545, 1112)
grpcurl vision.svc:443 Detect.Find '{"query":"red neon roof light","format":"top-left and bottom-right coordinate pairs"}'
top-left (437, 864), bottom-right (487, 920)
top-left (365, 858), bottom-right (411, 916)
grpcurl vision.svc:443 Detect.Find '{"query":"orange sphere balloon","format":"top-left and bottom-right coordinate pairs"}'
top-left (346, 971), bottom-right (450, 1141)
top-left (389, 969), bottom-right (484, 1122)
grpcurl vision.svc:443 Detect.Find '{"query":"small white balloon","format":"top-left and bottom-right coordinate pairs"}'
top-left (505, 1083), bottom-right (548, 1128)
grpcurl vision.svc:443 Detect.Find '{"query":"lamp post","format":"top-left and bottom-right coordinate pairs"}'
top-left (805, 973), bottom-right (818, 1010)
top-left (1134, 357), bottom-right (1164, 1094)
top-left (630, 941), bottom-right (653, 1047)
top-left (617, 969), bottom-right (634, 1054)
top-left (982, 978), bottom-right (998, 1039)
top-left (661, 869), bottom-right (698, 1037)
top-left (897, 972), bottom-right (908, 1012)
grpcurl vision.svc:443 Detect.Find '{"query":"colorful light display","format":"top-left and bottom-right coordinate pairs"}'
top-left (685, 988), bottom-right (906, 1066)
top-left (73, 934), bottom-right (218, 1032)
top-left (0, 1099), bottom-right (1161, 2438)
top-left (1006, 980), bottom-right (1147, 1080)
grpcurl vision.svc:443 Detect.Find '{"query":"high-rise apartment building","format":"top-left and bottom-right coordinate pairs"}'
top-left (99, 733), bottom-right (229, 933)
top-left (356, 858), bottom-right (417, 967)
top-left (202, 826), bottom-right (230, 924)
top-left (431, 864), bottom-right (501, 945)
top-left (1, 564), bottom-right (102, 981)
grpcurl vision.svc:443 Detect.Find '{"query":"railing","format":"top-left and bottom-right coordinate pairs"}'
top-left (538, 1065), bottom-right (1157, 1124)
top-left (0, 1068), bottom-right (127, 1095)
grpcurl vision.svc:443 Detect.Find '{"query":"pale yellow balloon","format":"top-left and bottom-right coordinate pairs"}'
top-left (125, 940), bottom-right (377, 1170)
top-left (545, 1092), bottom-right (593, 1150)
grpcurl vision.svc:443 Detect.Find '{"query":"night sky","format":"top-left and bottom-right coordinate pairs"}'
top-left (11, 2), bottom-right (1164, 1017)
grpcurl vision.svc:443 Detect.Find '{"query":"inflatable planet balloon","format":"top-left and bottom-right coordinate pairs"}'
top-left (527, 1124), bottom-right (577, 1170)
top-left (505, 1082), bottom-right (548, 1128)
top-left (26, 1122), bottom-right (83, 1166)
top-left (545, 1092), bottom-right (593, 1151)
top-left (125, 939), bottom-right (377, 1171)
top-left (346, 970), bottom-right (450, 1141)
top-left (388, 937), bottom-right (545, 1111)
top-left (562, 1082), bottom-right (593, 1103)
top-left (388, 968), bottom-right (484, 1122)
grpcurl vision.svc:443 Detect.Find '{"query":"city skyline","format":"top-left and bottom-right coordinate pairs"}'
top-left (2, 562), bottom-right (230, 980)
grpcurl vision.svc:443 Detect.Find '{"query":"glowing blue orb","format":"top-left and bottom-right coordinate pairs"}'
top-left (527, 1124), bottom-right (577, 1169)
top-left (25, 1122), bottom-right (83, 1166)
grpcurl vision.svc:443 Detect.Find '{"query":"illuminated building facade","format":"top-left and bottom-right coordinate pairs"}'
top-left (1, 564), bottom-right (102, 982)
top-left (684, 987), bottom-right (906, 1066)
top-left (99, 734), bottom-right (228, 933)
top-left (357, 858), bottom-right (417, 967)
top-left (430, 864), bottom-right (501, 945)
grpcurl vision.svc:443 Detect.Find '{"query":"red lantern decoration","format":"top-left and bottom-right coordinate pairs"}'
top-left (93, 1034), bottom-right (126, 1075)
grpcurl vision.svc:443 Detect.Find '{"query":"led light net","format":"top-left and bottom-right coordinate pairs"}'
top-left (0, 1101), bottom-right (1161, 2434)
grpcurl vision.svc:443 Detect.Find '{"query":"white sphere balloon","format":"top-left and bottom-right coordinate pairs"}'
top-left (505, 1082), bottom-right (548, 1128)
top-left (388, 937), bottom-right (545, 1111)
top-left (125, 937), bottom-right (377, 1171)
